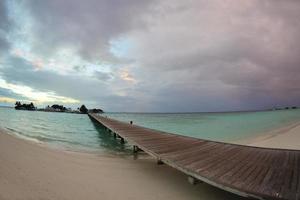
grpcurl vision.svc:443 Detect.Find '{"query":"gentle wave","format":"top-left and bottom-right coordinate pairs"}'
top-left (5, 127), bottom-right (42, 144)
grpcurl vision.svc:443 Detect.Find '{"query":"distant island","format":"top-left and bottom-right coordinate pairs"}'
top-left (15, 101), bottom-right (36, 111)
top-left (14, 101), bottom-right (103, 114)
top-left (272, 106), bottom-right (298, 111)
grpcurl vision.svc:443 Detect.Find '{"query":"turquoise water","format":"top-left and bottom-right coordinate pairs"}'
top-left (0, 107), bottom-right (130, 153)
top-left (0, 107), bottom-right (300, 152)
top-left (105, 110), bottom-right (300, 142)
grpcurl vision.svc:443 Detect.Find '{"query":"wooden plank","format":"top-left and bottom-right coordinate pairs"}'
top-left (174, 143), bottom-right (221, 166)
top-left (155, 141), bottom-right (206, 155)
top-left (188, 145), bottom-right (236, 173)
top-left (217, 148), bottom-right (257, 184)
top-left (196, 148), bottom-right (244, 180)
top-left (200, 147), bottom-right (245, 180)
top-left (243, 152), bottom-right (272, 191)
top-left (88, 113), bottom-right (300, 200)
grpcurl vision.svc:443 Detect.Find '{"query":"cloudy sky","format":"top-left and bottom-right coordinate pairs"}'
top-left (0, 0), bottom-right (299, 112)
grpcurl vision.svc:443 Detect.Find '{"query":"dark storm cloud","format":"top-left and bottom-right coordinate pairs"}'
top-left (1, 0), bottom-right (300, 111)
top-left (93, 71), bottom-right (112, 81)
top-left (0, 87), bottom-right (27, 100)
top-left (0, 0), bottom-right (10, 52)
top-left (128, 0), bottom-right (300, 110)
top-left (73, 65), bottom-right (87, 72)
top-left (24, 0), bottom-right (157, 61)
top-left (0, 56), bottom-right (108, 99)
top-left (0, 1), bottom-right (8, 29)
top-left (0, 37), bottom-right (8, 54)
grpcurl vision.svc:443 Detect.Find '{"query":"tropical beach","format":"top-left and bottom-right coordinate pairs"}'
top-left (0, 107), bottom-right (300, 199)
top-left (0, 113), bottom-right (299, 200)
top-left (1, 0), bottom-right (300, 199)
top-left (246, 121), bottom-right (300, 150)
top-left (0, 128), bottom-right (244, 200)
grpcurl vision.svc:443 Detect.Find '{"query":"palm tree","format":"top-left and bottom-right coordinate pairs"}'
top-left (15, 101), bottom-right (21, 107)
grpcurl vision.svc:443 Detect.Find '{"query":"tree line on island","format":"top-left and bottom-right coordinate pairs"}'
top-left (14, 101), bottom-right (103, 114)
top-left (15, 101), bottom-right (36, 111)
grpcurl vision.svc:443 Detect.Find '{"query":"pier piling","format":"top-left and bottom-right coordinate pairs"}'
top-left (120, 137), bottom-right (125, 144)
top-left (157, 159), bottom-right (164, 165)
top-left (188, 176), bottom-right (199, 185)
top-left (133, 145), bottom-right (138, 153)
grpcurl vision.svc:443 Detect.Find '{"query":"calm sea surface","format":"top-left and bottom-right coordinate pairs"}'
top-left (1, 107), bottom-right (300, 153)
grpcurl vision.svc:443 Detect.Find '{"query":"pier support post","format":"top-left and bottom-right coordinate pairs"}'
top-left (120, 137), bottom-right (125, 144)
top-left (157, 159), bottom-right (164, 165)
top-left (133, 145), bottom-right (139, 153)
top-left (188, 176), bottom-right (199, 185)
top-left (133, 153), bottom-right (138, 160)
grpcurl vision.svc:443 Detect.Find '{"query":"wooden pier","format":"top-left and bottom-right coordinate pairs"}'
top-left (88, 113), bottom-right (300, 200)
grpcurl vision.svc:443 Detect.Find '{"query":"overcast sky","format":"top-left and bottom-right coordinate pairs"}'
top-left (0, 0), bottom-right (300, 112)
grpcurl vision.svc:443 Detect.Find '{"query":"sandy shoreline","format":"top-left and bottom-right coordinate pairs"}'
top-left (243, 121), bottom-right (300, 150)
top-left (1, 120), bottom-right (299, 200)
top-left (0, 128), bottom-right (243, 200)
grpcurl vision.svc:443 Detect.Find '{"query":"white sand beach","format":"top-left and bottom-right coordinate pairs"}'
top-left (0, 128), bottom-right (243, 200)
top-left (1, 120), bottom-right (299, 200)
top-left (245, 121), bottom-right (300, 150)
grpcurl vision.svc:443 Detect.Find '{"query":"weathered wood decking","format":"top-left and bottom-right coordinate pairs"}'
top-left (88, 113), bottom-right (300, 200)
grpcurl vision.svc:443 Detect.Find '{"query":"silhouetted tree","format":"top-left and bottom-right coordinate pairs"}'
top-left (89, 108), bottom-right (104, 113)
top-left (79, 105), bottom-right (88, 114)
top-left (51, 104), bottom-right (67, 111)
top-left (15, 101), bottom-right (21, 107)
top-left (15, 101), bottom-right (36, 111)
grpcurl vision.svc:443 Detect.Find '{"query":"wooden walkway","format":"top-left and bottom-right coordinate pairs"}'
top-left (88, 113), bottom-right (300, 200)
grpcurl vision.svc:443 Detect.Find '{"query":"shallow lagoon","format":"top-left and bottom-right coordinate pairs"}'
top-left (1, 107), bottom-right (299, 152)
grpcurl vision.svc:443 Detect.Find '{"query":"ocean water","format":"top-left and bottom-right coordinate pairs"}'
top-left (0, 107), bottom-right (300, 153)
